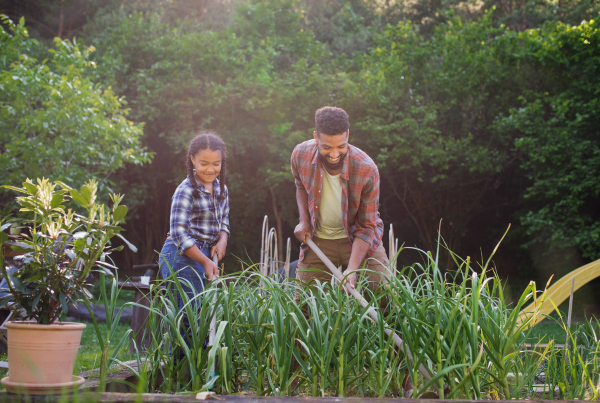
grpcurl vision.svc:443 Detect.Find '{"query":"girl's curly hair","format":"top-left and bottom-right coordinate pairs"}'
top-left (186, 131), bottom-right (227, 201)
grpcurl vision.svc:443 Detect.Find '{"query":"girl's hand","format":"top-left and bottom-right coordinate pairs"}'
top-left (184, 245), bottom-right (220, 280)
top-left (210, 232), bottom-right (228, 261)
top-left (205, 259), bottom-right (220, 281)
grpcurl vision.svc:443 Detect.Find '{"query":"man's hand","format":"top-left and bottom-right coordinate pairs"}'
top-left (343, 270), bottom-right (357, 290)
top-left (294, 187), bottom-right (311, 244)
top-left (342, 238), bottom-right (370, 292)
top-left (294, 220), bottom-right (312, 244)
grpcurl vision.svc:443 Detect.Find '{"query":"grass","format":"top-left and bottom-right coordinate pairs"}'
top-left (526, 321), bottom-right (574, 345)
top-left (74, 319), bottom-right (135, 376)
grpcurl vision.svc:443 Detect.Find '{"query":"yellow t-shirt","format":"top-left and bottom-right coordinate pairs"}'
top-left (315, 171), bottom-right (347, 239)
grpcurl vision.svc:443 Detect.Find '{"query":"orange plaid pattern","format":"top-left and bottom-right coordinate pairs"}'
top-left (291, 139), bottom-right (384, 261)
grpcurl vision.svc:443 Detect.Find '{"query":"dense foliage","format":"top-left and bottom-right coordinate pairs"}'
top-left (0, 16), bottom-right (152, 203)
top-left (0, 179), bottom-right (134, 324)
top-left (1, 0), bottom-right (599, 284)
top-left (499, 21), bottom-right (600, 261)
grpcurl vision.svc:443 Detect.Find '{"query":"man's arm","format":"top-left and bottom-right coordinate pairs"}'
top-left (343, 238), bottom-right (370, 289)
top-left (344, 170), bottom-right (381, 289)
top-left (291, 146), bottom-right (312, 244)
top-left (294, 187), bottom-right (312, 243)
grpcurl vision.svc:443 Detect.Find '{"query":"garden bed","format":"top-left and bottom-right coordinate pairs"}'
top-left (0, 393), bottom-right (588, 403)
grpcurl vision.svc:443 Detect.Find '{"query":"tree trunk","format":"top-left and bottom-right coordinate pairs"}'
top-left (57, 0), bottom-right (65, 38)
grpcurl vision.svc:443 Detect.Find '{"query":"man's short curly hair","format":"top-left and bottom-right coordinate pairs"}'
top-left (315, 106), bottom-right (349, 136)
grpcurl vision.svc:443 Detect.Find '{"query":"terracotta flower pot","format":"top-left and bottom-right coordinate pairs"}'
top-left (1, 321), bottom-right (86, 395)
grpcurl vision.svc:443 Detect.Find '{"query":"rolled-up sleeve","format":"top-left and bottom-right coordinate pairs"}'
top-left (220, 188), bottom-right (230, 235)
top-left (290, 146), bottom-right (305, 190)
top-left (170, 185), bottom-right (196, 252)
top-left (352, 170), bottom-right (380, 246)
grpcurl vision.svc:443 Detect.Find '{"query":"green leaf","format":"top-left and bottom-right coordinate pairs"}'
top-left (23, 182), bottom-right (37, 195)
top-left (80, 185), bottom-right (92, 205)
top-left (55, 181), bottom-right (73, 191)
top-left (25, 273), bottom-right (44, 282)
top-left (31, 293), bottom-right (42, 310)
top-left (50, 194), bottom-right (64, 209)
top-left (112, 205), bottom-right (128, 223)
top-left (2, 185), bottom-right (27, 194)
top-left (0, 296), bottom-right (12, 309)
top-left (116, 233), bottom-right (137, 253)
top-left (0, 231), bottom-right (8, 245)
top-left (70, 190), bottom-right (87, 207)
top-left (59, 291), bottom-right (68, 315)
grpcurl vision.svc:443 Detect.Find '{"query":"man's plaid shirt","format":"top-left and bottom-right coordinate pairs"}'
top-left (168, 177), bottom-right (230, 253)
top-left (291, 139), bottom-right (384, 261)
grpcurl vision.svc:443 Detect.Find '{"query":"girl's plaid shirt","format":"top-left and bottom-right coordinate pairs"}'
top-left (168, 177), bottom-right (230, 252)
top-left (291, 139), bottom-right (384, 261)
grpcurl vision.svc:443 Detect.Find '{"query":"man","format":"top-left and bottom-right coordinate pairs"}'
top-left (291, 106), bottom-right (390, 292)
top-left (290, 106), bottom-right (414, 397)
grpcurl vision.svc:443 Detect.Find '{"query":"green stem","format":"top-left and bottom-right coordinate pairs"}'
top-left (312, 365), bottom-right (318, 397)
top-left (437, 325), bottom-right (444, 398)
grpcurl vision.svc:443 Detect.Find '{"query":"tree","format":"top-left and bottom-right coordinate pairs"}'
top-left (345, 15), bottom-right (526, 265)
top-left (0, 15), bottom-right (152, 209)
top-left (0, 0), bottom-right (112, 39)
top-left (497, 19), bottom-right (600, 260)
top-left (80, 1), bottom-right (339, 264)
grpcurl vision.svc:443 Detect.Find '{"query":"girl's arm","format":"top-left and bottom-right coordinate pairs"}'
top-left (211, 185), bottom-right (230, 261)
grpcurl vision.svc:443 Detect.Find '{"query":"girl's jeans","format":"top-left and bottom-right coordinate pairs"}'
top-left (158, 237), bottom-right (211, 357)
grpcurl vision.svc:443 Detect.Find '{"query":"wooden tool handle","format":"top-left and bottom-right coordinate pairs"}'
top-left (208, 253), bottom-right (219, 348)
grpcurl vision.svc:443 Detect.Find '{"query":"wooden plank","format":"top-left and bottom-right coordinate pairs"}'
top-left (94, 394), bottom-right (583, 403)
top-left (0, 391), bottom-right (585, 403)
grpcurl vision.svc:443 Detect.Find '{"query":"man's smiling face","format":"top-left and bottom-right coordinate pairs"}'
top-left (313, 130), bottom-right (349, 172)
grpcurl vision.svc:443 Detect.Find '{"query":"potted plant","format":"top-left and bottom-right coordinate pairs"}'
top-left (0, 178), bottom-right (135, 394)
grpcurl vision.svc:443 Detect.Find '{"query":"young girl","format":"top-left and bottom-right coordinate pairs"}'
top-left (158, 131), bottom-right (229, 313)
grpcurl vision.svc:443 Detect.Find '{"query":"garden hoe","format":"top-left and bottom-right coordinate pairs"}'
top-left (200, 253), bottom-right (220, 400)
top-left (305, 237), bottom-right (440, 396)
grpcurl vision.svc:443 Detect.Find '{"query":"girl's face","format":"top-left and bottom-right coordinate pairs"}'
top-left (190, 149), bottom-right (222, 187)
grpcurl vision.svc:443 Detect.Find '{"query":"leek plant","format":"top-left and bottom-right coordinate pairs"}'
top-left (111, 242), bottom-right (600, 399)
top-left (229, 271), bottom-right (272, 395)
top-left (290, 277), bottom-right (373, 397)
top-left (537, 315), bottom-right (600, 400)
top-left (366, 309), bottom-right (404, 397)
top-left (130, 262), bottom-right (228, 394)
top-left (385, 233), bottom-right (548, 399)
top-left (265, 287), bottom-right (299, 396)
